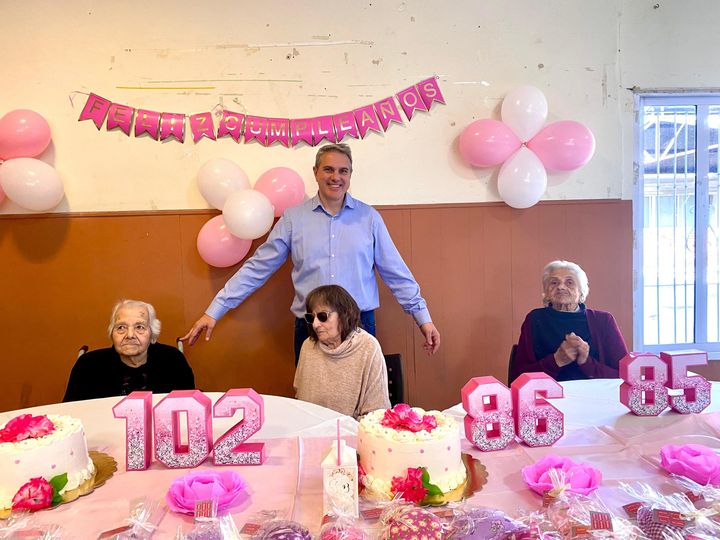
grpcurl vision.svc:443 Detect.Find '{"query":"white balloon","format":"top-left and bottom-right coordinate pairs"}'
top-left (197, 158), bottom-right (250, 210)
top-left (222, 190), bottom-right (274, 240)
top-left (0, 158), bottom-right (64, 211)
top-left (501, 86), bottom-right (548, 142)
top-left (497, 147), bottom-right (547, 209)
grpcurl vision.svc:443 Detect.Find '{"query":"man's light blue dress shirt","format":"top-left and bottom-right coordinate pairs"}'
top-left (206, 193), bottom-right (431, 326)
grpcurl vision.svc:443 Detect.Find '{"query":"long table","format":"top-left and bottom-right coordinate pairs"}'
top-left (2, 380), bottom-right (720, 537)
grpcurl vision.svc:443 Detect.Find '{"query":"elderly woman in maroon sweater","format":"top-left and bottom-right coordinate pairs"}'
top-left (510, 260), bottom-right (628, 383)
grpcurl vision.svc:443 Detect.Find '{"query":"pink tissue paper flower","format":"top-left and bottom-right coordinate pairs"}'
top-left (0, 414), bottom-right (55, 443)
top-left (521, 454), bottom-right (602, 496)
top-left (12, 477), bottom-right (53, 511)
top-left (166, 470), bottom-right (249, 515)
top-left (660, 443), bottom-right (720, 486)
top-left (381, 404), bottom-right (437, 433)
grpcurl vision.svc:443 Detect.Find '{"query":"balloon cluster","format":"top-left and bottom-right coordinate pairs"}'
top-left (0, 109), bottom-right (64, 211)
top-left (459, 86), bottom-right (595, 208)
top-left (196, 159), bottom-right (305, 267)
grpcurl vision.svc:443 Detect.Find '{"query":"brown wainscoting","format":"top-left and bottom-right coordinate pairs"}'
top-left (0, 199), bottom-right (632, 412)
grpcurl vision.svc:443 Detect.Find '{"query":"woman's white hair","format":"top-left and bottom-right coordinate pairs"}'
top-left (541, 260), bottom-right (590, 305)
top-left (107, 299), bottom-right (162, 344)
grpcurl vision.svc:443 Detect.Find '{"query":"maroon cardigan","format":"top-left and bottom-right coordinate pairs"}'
top-left (511, 307), bottom-right (628, 383)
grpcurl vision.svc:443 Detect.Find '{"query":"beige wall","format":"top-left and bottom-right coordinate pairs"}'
top-left (3, 1), bottom-right (717, 216)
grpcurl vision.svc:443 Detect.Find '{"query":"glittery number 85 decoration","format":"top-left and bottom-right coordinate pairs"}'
top-left (511, 372), bottom-right (564, 447)
top-left (661, 350), bottom-right (711, 414)
top-left (212, 388), bottom-right (265, 465)
top-left (619, 353), bottom-right (670, 416)
top-left (461, 376), bottom-right (515, 452)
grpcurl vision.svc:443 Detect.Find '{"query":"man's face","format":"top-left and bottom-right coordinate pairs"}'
top-left (313, 151), bottom-right (352, 207)
top-left (111, 306), bottom-right (152, 358)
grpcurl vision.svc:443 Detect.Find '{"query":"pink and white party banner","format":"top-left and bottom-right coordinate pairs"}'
top-left (77, 77), bottom-right (444, 147)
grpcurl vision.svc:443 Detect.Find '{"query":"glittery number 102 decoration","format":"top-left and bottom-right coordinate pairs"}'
top-left (112, 391), bottom-right (152, 470)
top-left (113, 389), bottom-right (266, 470)
top-left (212, 389), bottom-right (265, 465)
top-left (620, 350), bottom-right (710, 415)
top-left (461, 373), bottom-right (564, 451)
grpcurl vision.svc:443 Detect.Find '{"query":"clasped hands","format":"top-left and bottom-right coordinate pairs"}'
top-left (553, 332), bottom-right (589, 367)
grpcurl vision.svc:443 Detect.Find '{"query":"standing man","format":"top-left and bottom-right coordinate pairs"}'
top-left (182, 143), bottom-right (441, 362)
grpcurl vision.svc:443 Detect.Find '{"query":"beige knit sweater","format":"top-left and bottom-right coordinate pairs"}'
top-left (294, 328), bottom-right (391, 419)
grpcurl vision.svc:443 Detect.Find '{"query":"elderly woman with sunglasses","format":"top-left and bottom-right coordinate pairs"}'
top-left (510, 260), bottom-right (628, 384)
top-left (294, 285), bottom-right (391, 419)
top-left (63, 299), bottom-right (195, 402)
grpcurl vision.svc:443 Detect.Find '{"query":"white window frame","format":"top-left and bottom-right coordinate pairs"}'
top-left (633, 92), bottom-right (719, 356)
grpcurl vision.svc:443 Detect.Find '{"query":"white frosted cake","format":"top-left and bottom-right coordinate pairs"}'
top-left (0, 414), bottom-right (96, 512)
top-left (357, 404), bottom-right (466, 501)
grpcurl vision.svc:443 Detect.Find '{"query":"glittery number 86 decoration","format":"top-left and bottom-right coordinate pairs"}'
top-left (511, 372), bottom-right (564, 447)
top-left (660, 350), bottom-right (711, 414)
top-left (212, 388), bottom-right (265, 465)
top-left (461, 373), bottom-right (564, 451)
top-left (461, 376), bottom-right (515, 452)
top-left (619, 353), bottom-right (670, 416)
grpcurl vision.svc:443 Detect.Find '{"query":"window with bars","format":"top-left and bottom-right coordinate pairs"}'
top-left (634, 95), bottom-right (720, 354)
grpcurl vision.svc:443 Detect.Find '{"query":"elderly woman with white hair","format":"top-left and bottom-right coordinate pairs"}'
top-left (510, 260), bottom-right (628, 383)
top-left (63, 299), bottom-right (195, 402)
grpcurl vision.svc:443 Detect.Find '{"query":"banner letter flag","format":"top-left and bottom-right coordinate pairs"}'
top-left (217, 110), bottom-right (244, 142)
top-left (353, 105), bottom-right (382, 139)
top-left (266, 118), bottom-right (290, 147)
top-left (134, 109), bottom-right (161, 140)
top-left (417, 77), bottom-right (445, 109)
top-left (160, 113), bottom-right (186, 143)
top-left (189, 112), bottom-right (216, 142)
top-left (78, 93), bottom-right (111, 130)
top-left (107, 103), bottom-right (135, 136)
top-left (396, 85), bottom-right (428, 120)
top-left (312, 116), bottom-right (337, 145)
top-left (373, 97), bottom-right (403, 132)
top-left (244, 115), bottom-right (268, 146)
top-left (290, 118), bottom-right (313, 147)
top-left (77, 78), bottom-right (444, 145)
top-left (333, 111), bottom-right (359, 142)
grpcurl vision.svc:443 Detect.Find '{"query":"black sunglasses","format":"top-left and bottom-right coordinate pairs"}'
top-left (304, 311), bottom-right (336, 324)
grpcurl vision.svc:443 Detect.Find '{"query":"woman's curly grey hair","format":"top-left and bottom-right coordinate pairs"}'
top-left (107, 299), bottom-right (162, 344)
top-left (541, 260), bottom-right (589, 306)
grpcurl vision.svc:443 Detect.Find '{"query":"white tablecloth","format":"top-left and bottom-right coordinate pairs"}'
top-left (2, 381), bottom-right (720, 537)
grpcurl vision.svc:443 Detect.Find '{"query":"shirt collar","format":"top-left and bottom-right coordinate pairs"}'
top-left (311, 192), bottom-right (356, 214)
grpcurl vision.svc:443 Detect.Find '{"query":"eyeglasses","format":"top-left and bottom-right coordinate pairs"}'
top-left (304, 311), bottom-right (336, 324)
top-left (114, 323), bottom-right (149, 335)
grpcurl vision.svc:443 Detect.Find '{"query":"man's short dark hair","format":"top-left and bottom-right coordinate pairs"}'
top-left (314, 143), bottom-right (353, 171)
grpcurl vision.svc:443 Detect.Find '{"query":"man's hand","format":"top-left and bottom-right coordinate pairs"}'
top-left (565, 332), bottom-right (590, 365)
top-left (180, 314), bottom-right (217, 346)
top-left (419, 322), bottom-right (441, 355)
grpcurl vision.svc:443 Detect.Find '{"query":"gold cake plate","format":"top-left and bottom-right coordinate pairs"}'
top-left (362, 452), bottom-right (488, 506)
top-left (0, 450), bottom-right (117, 519)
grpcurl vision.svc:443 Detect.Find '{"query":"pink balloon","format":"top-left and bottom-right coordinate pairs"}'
top-left (458, 119), bottom-right (521, 168)
top-left (253, 167), bottom-right (305, 217)
top-left (0, 109), bottom-right (52, 160)
top-left (196, 215), bottom-right (252, 268)
top-left (0, 183), bottom-right (5, 205)
top-left (527, 120), bottom-right (596, 171)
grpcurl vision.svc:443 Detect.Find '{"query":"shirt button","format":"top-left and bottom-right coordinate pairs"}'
top-left (331, 274), bottom-right (335, 278)
top-left (331, 235), bottom-right (335, 238)
top-left (331, 254), bottom-right (335, 258)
